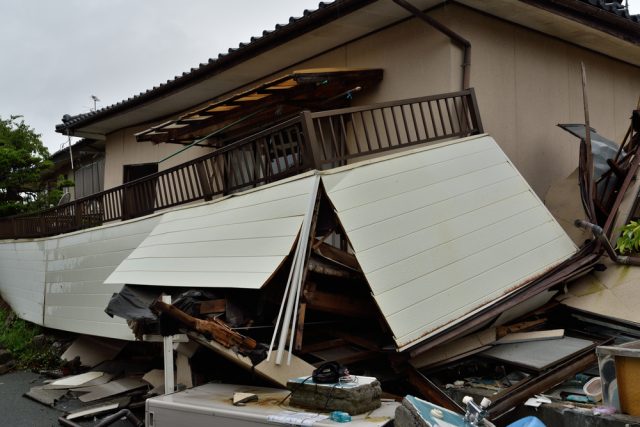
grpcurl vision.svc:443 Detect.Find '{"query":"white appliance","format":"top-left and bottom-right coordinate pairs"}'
top-left (146, 382), bottom-right (397, 427)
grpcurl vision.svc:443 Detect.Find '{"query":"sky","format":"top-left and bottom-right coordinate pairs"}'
top-left (1, 0), bottom-right (639, 153)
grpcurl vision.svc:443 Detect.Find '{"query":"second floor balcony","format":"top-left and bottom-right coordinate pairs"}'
top-left (0, 88), bottom-right (483, 240)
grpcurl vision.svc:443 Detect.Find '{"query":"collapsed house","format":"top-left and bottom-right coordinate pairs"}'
top-left (1, 0), bottom-right (640, 425)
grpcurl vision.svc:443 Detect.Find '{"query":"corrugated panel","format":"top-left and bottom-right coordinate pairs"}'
top-left (105, 175), bottom-right (317, 289)
top-left (0, 241), bottom-right (46, 325)
top-left (44, 216), bottom-right (160, 340)
top-left (323, 135), bottom-right (577, 351)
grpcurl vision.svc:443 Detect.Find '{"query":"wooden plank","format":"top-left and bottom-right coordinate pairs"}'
top-left (410, 328), bottom-right (496, 369)
top-left (176, 353), bottom-right (193, 388)
top-left (300, 339), bottom-right (346, 354)
top-left (74, 378), bottom-right (148, 403)
top-left (495, 329), bottom-right (565, 345)
top-left (304, 289), bottom-right (375, 318)
top-left (199, 299), bottom-right (226, 314)
top-left (189, 333), bottom-right (314, 388)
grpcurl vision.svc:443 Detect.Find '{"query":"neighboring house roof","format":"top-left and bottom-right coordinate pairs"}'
top-left (56, 0), bottom-right (640, 138)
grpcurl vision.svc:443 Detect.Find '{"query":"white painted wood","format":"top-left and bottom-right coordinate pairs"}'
top-left (43, 215), bottom-right (160, 340)
top-left (323, 135), bottom-right (577, 350)
top-left (106, 175), bottom-right (317, 289)
top-left (162, 295), bottom-right (175, 395)
top-left (0, 240), bottom-right (46, 324)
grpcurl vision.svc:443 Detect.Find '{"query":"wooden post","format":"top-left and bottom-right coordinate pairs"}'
top-left (74, 200), bottom-right (81, 229)
top-left (467, 88), bottom-right (484, 133)
top-left (195, 162), bottom-right (214, 201)
top-left (300, 111), bottom-right (323, 170)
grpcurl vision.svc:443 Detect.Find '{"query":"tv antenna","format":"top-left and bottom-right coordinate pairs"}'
top-left (90, 95), bottom-right (100, 112)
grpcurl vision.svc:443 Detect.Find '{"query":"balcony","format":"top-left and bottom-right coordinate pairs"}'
top-left (0, 89), bottom-right (483, 240)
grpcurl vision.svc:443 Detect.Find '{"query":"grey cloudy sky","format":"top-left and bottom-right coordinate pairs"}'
top-left (1, 0), bottom-right (638, 153)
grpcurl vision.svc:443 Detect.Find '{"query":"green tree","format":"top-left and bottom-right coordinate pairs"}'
top-left (0, 116), bottom-right (52, 217)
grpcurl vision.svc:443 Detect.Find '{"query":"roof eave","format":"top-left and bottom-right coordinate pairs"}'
top-left (55, 0), bottom-right (378, 135)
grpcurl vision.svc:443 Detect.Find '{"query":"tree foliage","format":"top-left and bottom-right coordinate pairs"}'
top-left (0, 116), bottom-right (52, 217)
top-left (616, 220), bottom-right (640, 254)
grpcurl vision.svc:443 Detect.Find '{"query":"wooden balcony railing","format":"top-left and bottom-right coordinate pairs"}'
top-left (0, 89), bottom-right (482, 239)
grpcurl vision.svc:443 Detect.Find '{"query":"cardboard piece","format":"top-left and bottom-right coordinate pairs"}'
top-left (43, 371), bottom-right (110, 389)
top-left (142, 369), bottom-right (165, 388)
top-left (233, 392), bottom-right (258, 406)
top-left (73, 378), bottom-right (148, 402)
top-left (25, 386), bottom-right (67, 406)
top-left (176, 353), bottom-right (193, 388)
top-left (61, 335), bottom-right (126, 367)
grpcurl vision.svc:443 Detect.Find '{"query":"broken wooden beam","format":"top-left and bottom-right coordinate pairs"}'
top-left (151, 300), bottom-right (256, 351)
top-left (313, 242), bottom-right (360, 271)
top-left (303, 288), bottom-right (374, 317)
top-left (198, 299), bottom-right (226, 315)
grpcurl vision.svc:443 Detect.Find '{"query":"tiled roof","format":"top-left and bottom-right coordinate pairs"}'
top-left (55, 0), bottom-right (640, 133)
top-left (583, 0), bottom-right (640, 23)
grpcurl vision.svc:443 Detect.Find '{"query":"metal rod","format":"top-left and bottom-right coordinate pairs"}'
top-left (162, 294), bottom-right (175, 394)
top-left (158, 109), bottom-right (263, 164)
top-left (276, 175), bottom-right (320, 365)
top-left (581, 62), bottom-right (597, 222)
top-left (574, 219), bottom-right (640, 266)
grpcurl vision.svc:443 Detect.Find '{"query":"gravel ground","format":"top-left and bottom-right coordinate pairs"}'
top-left (0, 371), bottom-right (60, 426)
top-left (0, 371), bottom-right (144, 427)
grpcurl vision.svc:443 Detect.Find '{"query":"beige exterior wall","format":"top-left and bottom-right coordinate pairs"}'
top-left (102, 4), bottom-right (640, 197)
top-left (103, 124), bottom-right (213, 190)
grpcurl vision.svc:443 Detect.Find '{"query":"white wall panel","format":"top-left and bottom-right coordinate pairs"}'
top-left (106, 175), bottom-right (317, 289)
top-left (0, 241), bottom-right (46, 325)
top-left (43, 216), bottom-right (160, 340)
top-left (323, 135), bottom-right (577, 350)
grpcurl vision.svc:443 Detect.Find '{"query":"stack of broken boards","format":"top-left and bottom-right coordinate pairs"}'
top-left (286, 375), bottom-right (381, 415)
top-left (24, 335), bottom-right (152, 421)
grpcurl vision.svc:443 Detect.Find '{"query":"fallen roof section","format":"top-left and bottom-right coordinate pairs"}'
top-left (105, 174), bottom-right (319, 289)
top-left (321, 135), bottom-right (578, 350)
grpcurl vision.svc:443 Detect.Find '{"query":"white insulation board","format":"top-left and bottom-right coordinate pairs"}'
top-left (322, 135), bottom-right (577, 350)
top-left (105, 175), bottom-right (317, 289)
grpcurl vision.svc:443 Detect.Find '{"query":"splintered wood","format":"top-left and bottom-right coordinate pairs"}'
top-left (151, 299), bottom-right (256, 351)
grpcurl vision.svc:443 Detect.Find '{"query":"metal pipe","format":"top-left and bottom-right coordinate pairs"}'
top-left (57, 409), bottom-right (143, 427)
top-left (94, 409), bottom-right (143, 427)
top-left (393, 0), bottom-right (471, 90)
top-left (275, 175), bottom-right (320, 365)
top-left (574, 219), bottom-right (640, 266)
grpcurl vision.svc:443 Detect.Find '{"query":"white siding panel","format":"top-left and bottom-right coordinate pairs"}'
top-left (0, 240), bottom-right (46, 325)
top-left (43, 215), bottom-right (160, 340)
top-left (323, 135), bottom-right (577, 350)
top-left (106, 175), bottom-right (317, 289)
